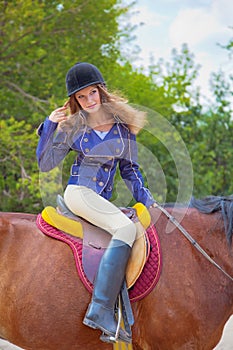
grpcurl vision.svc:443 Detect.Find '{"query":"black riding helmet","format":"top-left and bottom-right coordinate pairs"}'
top-left (66, 62), bottom-right (105, 96)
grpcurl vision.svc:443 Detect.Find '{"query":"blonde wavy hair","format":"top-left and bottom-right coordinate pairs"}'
top-left (59, 85), bottom-right (147, 135)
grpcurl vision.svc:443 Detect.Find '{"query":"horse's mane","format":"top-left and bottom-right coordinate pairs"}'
top-left (190, 195), bottom-right (233, 245)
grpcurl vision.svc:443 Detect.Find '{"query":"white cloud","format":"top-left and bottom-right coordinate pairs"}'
top-left (130, 5), bottom-right (165, 28)
top-left (129, 0), bottom-right (232, 100)
top-left (169, 0), bottom-right (233, 49)
top-left (129, 5), bottom-right (169, 65)
top-left (169, 8), bottom-right (221, 48)
top-left (212, 0), bottom-right (233, 25)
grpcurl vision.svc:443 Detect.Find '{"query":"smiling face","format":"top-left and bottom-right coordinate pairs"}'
top-left (75, 85), bottom-right (101, 113)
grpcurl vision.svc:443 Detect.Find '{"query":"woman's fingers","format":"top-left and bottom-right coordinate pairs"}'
top-left (63, 100), bottom-right (69, 108)
top-left (49, 106), bottom-right (68, 123)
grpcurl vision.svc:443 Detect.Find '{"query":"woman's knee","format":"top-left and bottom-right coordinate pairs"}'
top-left (114, 221), bottom-right (136, 247)
top-left (127, 222), bottom-right (137, 245)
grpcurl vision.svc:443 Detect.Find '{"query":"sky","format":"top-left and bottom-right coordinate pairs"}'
top-left (128, 0), bottom-right (233, 102)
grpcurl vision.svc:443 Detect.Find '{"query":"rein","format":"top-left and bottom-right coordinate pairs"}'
top-left (155, 203), bottom-right (233, 282)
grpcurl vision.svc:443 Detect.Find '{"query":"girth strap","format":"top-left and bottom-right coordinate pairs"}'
top-left (120, 280), bottom-right (134, 336)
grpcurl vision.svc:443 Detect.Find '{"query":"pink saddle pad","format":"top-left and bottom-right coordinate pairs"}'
top-left (36, 214), bottom-right (162, 302)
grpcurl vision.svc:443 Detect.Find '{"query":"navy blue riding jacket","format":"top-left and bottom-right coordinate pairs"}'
top-left (36, 117), bottom-right (155, 207)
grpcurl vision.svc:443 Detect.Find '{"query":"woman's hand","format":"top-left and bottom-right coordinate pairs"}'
top-left (49, 104), bottom-right (68, 123)
top-left (149, 202), bottom-right (159, 209)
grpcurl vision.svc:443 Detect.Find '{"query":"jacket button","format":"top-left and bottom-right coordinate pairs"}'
top-left (104, 168), bottom-right (109, 172)
top-left (98, 181), bottom-right (104, 186)
top-left (113, 130), bottom-right (118, 134)
top-left (92, 177), bottom-right (97, 182)
top-left (85, 148), bottom-right (90, 153)
top-left (115, 148), bottom-right (120, 153)
top-left (117, 138), bottom-right (121, 143)
top-left (84, 138), bottom-right (88, 142)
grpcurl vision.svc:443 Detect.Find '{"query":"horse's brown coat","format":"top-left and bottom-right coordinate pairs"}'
top-left (0, 207), bottom-right (232, 350)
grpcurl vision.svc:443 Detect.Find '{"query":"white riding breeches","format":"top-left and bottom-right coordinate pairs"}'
top-left (64, 185), bottom-right (137, 247)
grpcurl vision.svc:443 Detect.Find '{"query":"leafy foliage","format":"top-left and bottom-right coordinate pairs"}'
top-left (0, 0), bottom-right (133, 211)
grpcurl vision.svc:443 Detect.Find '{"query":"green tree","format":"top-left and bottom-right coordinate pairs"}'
top-left (1, 0), bottom-right (130, 122)
top-left (1, 1), bottom-right (232, 212)
top-left (191, 71), bottom-right (233, 196)
top-left (0, 0), bottom-right (135, 212)
top-left (137, 45), bottom-right (202, 202)
top-left (0, 118), bottom-right (39, 211)
top-left (188, 29), bottom-right (233, 197)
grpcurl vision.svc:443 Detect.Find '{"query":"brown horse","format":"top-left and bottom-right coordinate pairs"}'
top-left (0, 196), bottom-right (232, 350)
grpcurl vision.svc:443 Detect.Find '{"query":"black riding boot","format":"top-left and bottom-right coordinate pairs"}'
top-left (83, 239), bottom-right (132, 343)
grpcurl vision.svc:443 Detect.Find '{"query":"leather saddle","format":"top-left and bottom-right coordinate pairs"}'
top-left (41, 195), bottom-right (151, 288)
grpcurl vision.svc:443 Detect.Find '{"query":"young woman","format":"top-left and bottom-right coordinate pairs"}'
top-left (36, 62), bottom-right (156, 343)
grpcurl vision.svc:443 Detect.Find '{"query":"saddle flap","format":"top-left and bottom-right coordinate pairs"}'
top-left (82, 221), bottom-right (111, 283)
top-left (82, 219), bottom-right (148, 289)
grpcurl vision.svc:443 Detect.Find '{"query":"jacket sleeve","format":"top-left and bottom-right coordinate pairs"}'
top-left (119, 132), bottom-right (155, 207)
top-left (36, 117), bottom-right (71, 172)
